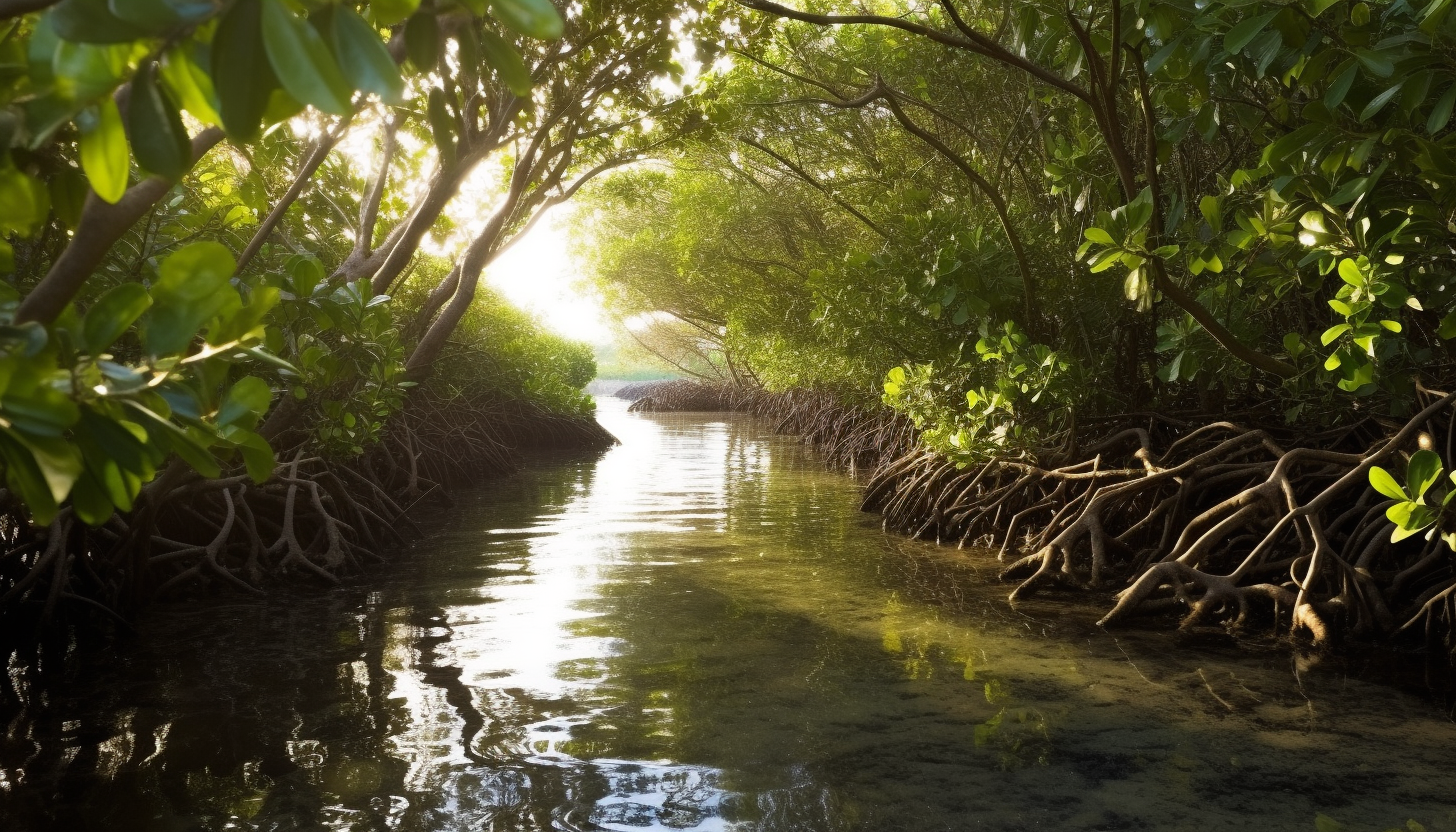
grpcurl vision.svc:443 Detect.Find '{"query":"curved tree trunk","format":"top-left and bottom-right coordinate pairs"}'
top-left (16, 127), bottom-right (225, 324)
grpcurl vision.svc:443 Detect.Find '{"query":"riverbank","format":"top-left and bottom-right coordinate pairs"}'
top-left (613, 380), bottom-right (1456, 660)
top-left (4, 398), bottom-right (1452, 832)
top-left (0, 394), bottom-right (616, 648)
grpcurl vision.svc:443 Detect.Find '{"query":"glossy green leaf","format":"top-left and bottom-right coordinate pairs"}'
top-left (212, 0), bottom-right (280, 142)
top-left (330, 4), bottom-right (404, 104)
top-left (48, 166), bottom-right (86, 229)
top-left (235, 429), bottom-right (275, 483)
top-left (78, 96), bottom-right (128, 203)
top-left (69, 470), bottom-right (114, 526)
top-left (1407, 449), bottom-right (1443, 499)
top-left (478, 27), bottom-right (533, 96)
top-left (1324, 61), bottom-right (1358, 109)
top-left (488, 0), bottom-right (564, 40)
top-left (261, 0), bottom-right (353, 116)
top-left (52, 41), bottom-right (126, 100)
top-left (1369, 465), bottom-right (1407, 500)
top-left (217, 376), bottom-right (272, 427)
top-left (427, 87), bottom-right (456, 167)
top-left (49, 0), bottom-right (148, 43)
top-left (1224, 11), bottom-right (1277, 55)
top-left (0, 169), bottom-right (51, 236)
top-left (145, 241), bottom-right (237, 355)
top-left (405, 11), bottom-right (440, 70)
top-left (1438, 309), bottom-right (1456, 339)
top-left (1388, 502), bottom-right (1437, 541)
top-left (0, 430), bottom-right (60, 524)
top-left (84, 283), bottom-right (152, 354)
top-left (370, 0), bottom-right (420, 26)
top-left (126, 63), bottom-right (191, 181)
top-left (160, 46), bottom-right (222, 127)
top-left (12, 432), bottom-right (83, 507)
top-left (107, 0), bottom-right (192, 29)
top-left (1359, 82), bottom-right (1404, 122)
top-left (1428, 85), bottom-right (1456, 134)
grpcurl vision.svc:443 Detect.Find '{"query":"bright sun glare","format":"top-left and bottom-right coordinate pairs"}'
top-left (484, 205), bottom-right (615, 346)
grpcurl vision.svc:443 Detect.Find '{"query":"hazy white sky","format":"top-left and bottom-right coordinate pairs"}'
top-left (484, 205), bottom-right (616, 346)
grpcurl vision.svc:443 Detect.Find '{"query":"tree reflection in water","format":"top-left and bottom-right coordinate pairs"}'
top-left (3, 400), bottom-right (1456, 831)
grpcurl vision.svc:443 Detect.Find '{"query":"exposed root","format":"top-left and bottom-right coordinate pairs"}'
top-left (861, 385), bottom-right (1456, 655)
top-left (0, 392), bottom-right (616, 641)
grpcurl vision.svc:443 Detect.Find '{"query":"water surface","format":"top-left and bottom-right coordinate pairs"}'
top-left (4, 399), bottom-right (1456, 831)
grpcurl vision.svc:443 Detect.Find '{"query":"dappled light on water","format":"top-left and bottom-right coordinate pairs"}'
top-left (4, 399), bottom-right (1456, 830)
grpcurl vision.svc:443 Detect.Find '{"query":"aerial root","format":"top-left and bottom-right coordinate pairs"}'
top-left (858, 386), bottom-right (1456, 652)
top-left (0, 392), bottom-right (617, 632)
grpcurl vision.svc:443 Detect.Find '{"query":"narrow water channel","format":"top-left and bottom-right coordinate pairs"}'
top-left (4, 400), bottom-right (1456, 831)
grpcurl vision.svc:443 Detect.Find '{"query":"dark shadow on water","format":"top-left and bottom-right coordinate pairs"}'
top-left (2, 402), bottom-right (1456, 832)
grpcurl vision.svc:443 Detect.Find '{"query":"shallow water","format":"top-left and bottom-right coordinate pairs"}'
top-left (4, 399), bottom-right (1456, 831)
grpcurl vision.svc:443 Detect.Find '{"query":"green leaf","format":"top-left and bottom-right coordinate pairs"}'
top-left (69, 470), bottom-right (114, 526)
top-left (1199, 195), bottom-right (1222, 232)
top-left (1369, 466), bottom-right (1408, 500)
top-left (261, 0), bottom-right (353, 116)
top-left (1359, 82), bottom-right (1404, 122)
top-left (1328, 175), bottom-right (1371, 206)
top-left (145, 241), bottom-right (237, 355)
top-left (84, 283), bottom-right (152, 354)
top-left (48, 0), bottom-right (148, 43)
top-left (1314, 813), bottom-right (1346, 832)
top-left (235, 429), bottom-right (275, 484)
top-left (0, 169), bottom-right (49, 236)
top-left (1355, 48), bottom-right (1395, 78)
top-left (160, 45), bottom-right (222, 127)
top-left (1320, 323), bottom-right (1351, 345)
top-left (48, 167), bottom-right (87, 230)
top-left (489, 0), bottom-right (565, 40)
top-left (1303, 0), bottom-right (1342, 17)
top-left (1407, 449), bottom-right (1443, 499)
top-left (212, 0), bottom-right (280, 142)
top-left (1145, 35), bottom-right (1184, 76)
top-left (216, 376), bottom-right (272, 427)
top-left (405, 11), bottom-right (440, 70)
top-left (1337, 258), bottom-right (1363, 286)
top-left (1083, 227), bottom-right (1115, 245)
top-left (153, 240), bottom-right (235, 300)
top-left (1224, 11), bottom-right (1277, 55)
top-left (1324, 61), bottom-right (1358, 109)
top-left (1388, 502), bottom-right (1437, 541)
top-left (11, 432), bottom-right (82, 507)
top-left (107, 0), bottom-right (199, 29)
top-left (78, 96), bottom-right (128, 203)
top-left (1428, 85), bottom-right (1456, 134)
top-left (0, 429), bottom-right (59, 524)
top-left (427, 87), bottom-right (456, 167)
top-left (478, 27), bottom-right (533, 96)
top-left (1438, 309), bottom-right (1456, 339)
top-left (126, 62), bottom-right (191, 181)
top-left (370, 0), bottom-right (420, 26)
top-left (330, 4), bottom-right (404, 105)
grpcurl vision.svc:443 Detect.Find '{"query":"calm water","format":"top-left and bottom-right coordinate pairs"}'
top-left (4, 399), bottom-right (1456, 831)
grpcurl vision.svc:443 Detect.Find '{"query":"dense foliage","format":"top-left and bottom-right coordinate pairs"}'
top-left (580, 0), bottom-right (1456, 463)
top-left (0, 0), bottom-right (719, 534)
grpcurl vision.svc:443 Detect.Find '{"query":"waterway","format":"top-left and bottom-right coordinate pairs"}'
top-left (3, 399), bottom-right (1456, 831)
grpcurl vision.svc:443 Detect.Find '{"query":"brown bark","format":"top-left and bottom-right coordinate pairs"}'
top-left (15, 127), bottom-right (226, 325)
top-left (235, 118), bottom-right (351, 275)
